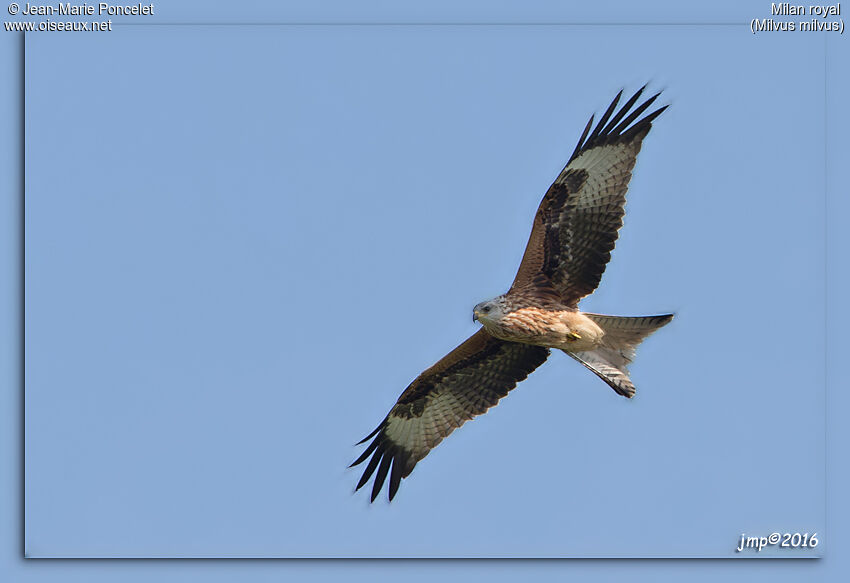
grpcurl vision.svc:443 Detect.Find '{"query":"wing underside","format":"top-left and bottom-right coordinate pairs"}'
top-left (511, 87), bottom-right (667, 306)
top-left (351, 330), bottom-right (549, 502)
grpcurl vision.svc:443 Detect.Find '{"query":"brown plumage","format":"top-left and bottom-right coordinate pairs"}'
top-left (511, 88), bottom-right (666, 305)
top-left (351, 330), bottom-right (548, 502)
top-left (352, 87), bottom-right (673, 502)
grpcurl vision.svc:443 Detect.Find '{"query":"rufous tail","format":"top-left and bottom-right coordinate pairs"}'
top-left (564, 313), bottom-right (673, 398)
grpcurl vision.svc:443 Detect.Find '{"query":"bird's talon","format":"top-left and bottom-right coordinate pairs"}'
top-left (567, 332), bottom-right (582, 341)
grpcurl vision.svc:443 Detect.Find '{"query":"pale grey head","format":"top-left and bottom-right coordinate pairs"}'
top-left (472, 295), bottom-right (511, 323)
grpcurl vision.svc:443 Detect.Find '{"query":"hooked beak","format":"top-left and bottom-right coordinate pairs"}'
top-left (472, 309), bottom-right (480, 323)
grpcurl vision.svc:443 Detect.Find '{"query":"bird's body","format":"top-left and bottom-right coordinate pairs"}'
top-left (475, 304), bottom-right (603, 352)
top-left (351, 86), bottom-right (674, 502)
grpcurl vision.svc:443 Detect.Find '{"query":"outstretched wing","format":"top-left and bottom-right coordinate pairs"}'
top-left (511, 87), bottom-right (667, 306)
top-left (351, 330), bottom-right (549, 502)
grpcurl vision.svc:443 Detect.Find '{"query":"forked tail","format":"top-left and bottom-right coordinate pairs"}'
top-left (565, 313), bottom-right (673, 398)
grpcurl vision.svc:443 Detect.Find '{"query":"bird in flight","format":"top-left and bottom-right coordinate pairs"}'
top-left (351, 87), bottom-right (673, 502)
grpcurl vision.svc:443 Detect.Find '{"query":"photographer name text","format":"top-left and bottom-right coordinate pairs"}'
top-left (18, 2), bottom-right (153, 16)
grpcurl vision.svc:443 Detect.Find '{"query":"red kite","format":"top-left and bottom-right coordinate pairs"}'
top-left (352, 87), bottom-right (673, 502)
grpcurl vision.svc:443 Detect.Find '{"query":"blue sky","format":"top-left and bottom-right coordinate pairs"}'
top-left (3, 0), bottom-right (850, 580)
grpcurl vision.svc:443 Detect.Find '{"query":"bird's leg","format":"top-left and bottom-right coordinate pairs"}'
top-left (567, 331), bottom-right (582, 341)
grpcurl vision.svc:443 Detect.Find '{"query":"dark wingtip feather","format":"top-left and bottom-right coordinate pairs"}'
top-left (569, 86), bottom-right (668, 163)
top-left (587, 90), bottom-right (622, 143)
top-left (609, 92), bottom-right (659, 136)
top-left (351, 424), bottom-right (409, 502)
top-left (570, 114), bottom-right (595, 161)
top-left (644, 102), bottom-right (669, 123)
top-left (349, 434), bottom-right (381, 468)
top-left (370, 453), bottom-right (393, 503)
top-left (388, 457), bottom-right (404, 501)
top-left (355, 441), bottom-right (384, 491)
top-left (355, 422), bottom-right (383, 445)
top-left (621, 103), bottom-right (668, 141)
top-left (601, 86), bottom-right (645, 135)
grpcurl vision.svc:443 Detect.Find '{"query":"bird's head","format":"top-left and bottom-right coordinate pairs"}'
top-left (473, 295), bottom-right (510, 324)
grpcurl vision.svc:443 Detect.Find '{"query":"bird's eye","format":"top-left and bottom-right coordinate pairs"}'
top-left (482, 306), bottom-right (491, 313)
